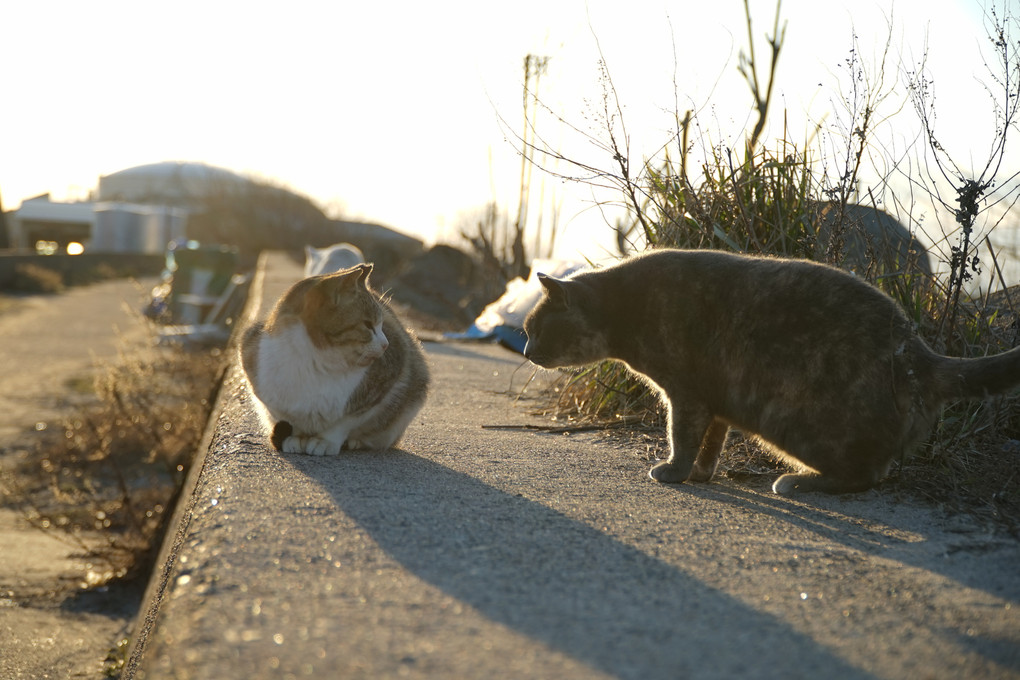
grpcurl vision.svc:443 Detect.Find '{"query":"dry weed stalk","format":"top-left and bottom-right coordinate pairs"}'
top-left (2, 335), bottom-right (226, 584)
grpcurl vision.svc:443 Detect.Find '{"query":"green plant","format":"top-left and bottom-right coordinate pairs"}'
top-left (104, 636), bottom-right (131, 678)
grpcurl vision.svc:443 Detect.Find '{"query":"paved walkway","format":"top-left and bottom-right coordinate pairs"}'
top-left (126, 252), bottom-right (1019, 679)
top-left (0, 278), bottom-right (154, 441)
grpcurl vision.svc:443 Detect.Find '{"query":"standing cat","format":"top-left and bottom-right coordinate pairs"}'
top-left (304, 243), bottom-right (366, 276)
top-left (523, 248), bottom-right (1020, 494)
top-left (241, 263), bottom-right (429, 455)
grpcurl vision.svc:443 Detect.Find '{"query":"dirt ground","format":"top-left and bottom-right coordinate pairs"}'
top-left (0, 277), bottom-right (156, 679)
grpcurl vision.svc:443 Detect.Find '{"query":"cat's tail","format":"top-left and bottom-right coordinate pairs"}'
top-left (933, 345), bottom-right (1020, 402)
top-left (270, 421), bottom-right (293, 451)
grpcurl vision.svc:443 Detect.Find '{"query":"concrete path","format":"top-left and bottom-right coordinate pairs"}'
top-left (126, 252), bottom-right (1019, 679)
top-left (0, 277), bottom-right (154, 441)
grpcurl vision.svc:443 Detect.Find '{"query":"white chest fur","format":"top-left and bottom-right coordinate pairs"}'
top-left (252, 323), bottom-right (367, 432)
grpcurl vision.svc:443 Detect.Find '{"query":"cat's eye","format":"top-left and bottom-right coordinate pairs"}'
top-left (363, 320), bottom-right (375, 331)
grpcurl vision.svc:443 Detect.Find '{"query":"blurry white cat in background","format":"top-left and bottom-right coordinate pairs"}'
top-left (304, 243), bottom-right (365, 276)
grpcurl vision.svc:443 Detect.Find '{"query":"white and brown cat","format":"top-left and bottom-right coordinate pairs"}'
top-left (241, 263), bottom-right (429, 455)
top-left (523, 248), bottom-right (1020, 494)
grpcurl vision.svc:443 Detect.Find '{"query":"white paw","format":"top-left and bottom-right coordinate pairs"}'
top-left (305, 437), bottom-right (337, 456)
top-left (282, 436), bottom-right (339, 456)
top-left (771, 478), bottom-right (793, 495)
top-left (772, 474), bottom-right (804, 495)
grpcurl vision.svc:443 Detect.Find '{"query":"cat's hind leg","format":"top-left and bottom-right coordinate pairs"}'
top-left (649, 401), bottom-right (714, 484)
top-left (687, 419), bottom-right (729, 482)
top-left (345, 398), bottom-right (425, 451)
top-left (772, 470), bottom-right (880, 495)
top-left (771, 444), bottom-right (888, 494)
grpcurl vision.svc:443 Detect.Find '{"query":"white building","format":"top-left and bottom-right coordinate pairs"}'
top-left (7, 195), bottom-right (187, 254)
top-left (96, 161), bottom-right (246, 206)
top-left (7, 161), bottom-right (243, 253)
top-left (8, 196), bottom-right (96, 251)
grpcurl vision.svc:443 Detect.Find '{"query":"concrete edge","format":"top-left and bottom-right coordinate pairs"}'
top-left (121, 252), bottom-right (268, 679)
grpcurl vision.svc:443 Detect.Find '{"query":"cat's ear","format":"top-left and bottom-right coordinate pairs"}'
top-left (354, 263), bottom-right (373, 288)
top-left (322, 264), bottom-right (371, 303)
top-left (333, 263), bottom-right (372, 285)
top-left (538, 273), bottom-right (571, 306)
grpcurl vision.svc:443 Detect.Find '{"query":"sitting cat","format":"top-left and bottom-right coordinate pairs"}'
top-left (523, 248), bottom-right (1020, 494)
top-left (241, 263), bottom-right (429, 455)
top-left (304, 243), bottom-right (366, 277)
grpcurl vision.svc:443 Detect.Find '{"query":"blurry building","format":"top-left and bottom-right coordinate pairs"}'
top-left (4, 161), bottom-right (423, 262)
top-left (7, 195), bottom-right (189, 254)
top-left (96, 161), bottom-right (247, 207)
top-left (4, 162), bottom-right (247, 254)
top-left (7, 196), bottom-right (96, 252)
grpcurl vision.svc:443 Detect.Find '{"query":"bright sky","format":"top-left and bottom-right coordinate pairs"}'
top-left (2, 0), bottom-right (1015, 267)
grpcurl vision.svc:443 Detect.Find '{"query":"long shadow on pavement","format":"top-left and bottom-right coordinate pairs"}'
top-left (290, 451), bottom-right (874, 680)
top-left (692, 478), bottom-right (1020, 599)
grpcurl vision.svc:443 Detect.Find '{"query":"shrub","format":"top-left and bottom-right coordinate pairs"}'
top-left (2, 342), bottom-right (226, 584)
top-left (12, 263), bottom-right (64, 293)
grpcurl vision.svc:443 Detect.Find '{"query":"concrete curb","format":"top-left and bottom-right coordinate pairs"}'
top-left (123, 252), bottom-right (268, 678)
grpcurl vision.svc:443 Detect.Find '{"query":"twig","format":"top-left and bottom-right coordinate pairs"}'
top-left (482, 419), bottom-right (644, 435)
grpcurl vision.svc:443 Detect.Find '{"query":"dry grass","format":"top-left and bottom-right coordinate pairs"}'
top-left (1, 340), bottom-right (226, 585)
top-left (11, 263), bottom-right (65, 294)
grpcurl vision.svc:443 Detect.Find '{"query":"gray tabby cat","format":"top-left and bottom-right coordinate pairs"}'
top-left (241, 263), bottom-right (429, 454)
top-left (523, 248), bottom-right (1020, 494)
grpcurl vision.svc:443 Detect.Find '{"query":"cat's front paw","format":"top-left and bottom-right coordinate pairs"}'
top-left (649, 461), bottom-right (690, 484)
top-left (305, 437), bottom-right (340, 456)
top-left (282, 436), bottom-right (340, 456)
